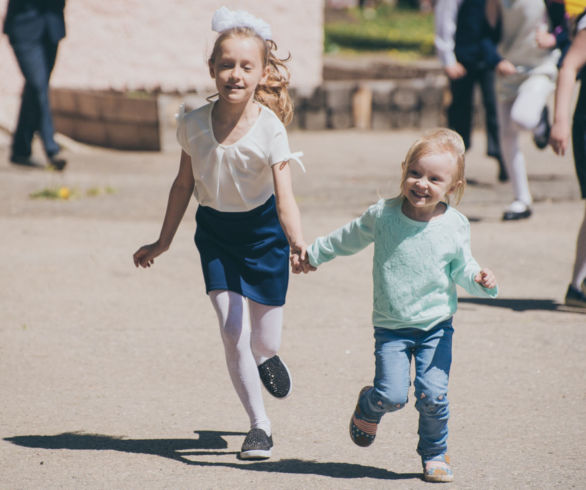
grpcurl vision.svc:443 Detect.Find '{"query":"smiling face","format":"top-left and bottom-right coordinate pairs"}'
top-left (401, 152), bottom-right (461, 220)
top-left (209, 34), bottom-right (268, 107)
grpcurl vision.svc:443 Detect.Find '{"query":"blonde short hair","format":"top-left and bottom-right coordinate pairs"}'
top-left (400, 128), bottom-right (466, 205)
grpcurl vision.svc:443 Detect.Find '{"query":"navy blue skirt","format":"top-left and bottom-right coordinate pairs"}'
top-left (194, 195), bottom-right (289, 306)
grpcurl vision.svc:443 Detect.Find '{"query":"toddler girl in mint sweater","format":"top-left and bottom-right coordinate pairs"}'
top-left (294, 128), bottom-right (497, 482)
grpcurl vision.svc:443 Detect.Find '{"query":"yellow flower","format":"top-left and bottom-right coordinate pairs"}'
top-left (58, 187), bottom-right (70, 199)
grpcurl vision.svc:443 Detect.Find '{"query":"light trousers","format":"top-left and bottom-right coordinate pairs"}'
top-left (498, 74), bottom-right (556, 205)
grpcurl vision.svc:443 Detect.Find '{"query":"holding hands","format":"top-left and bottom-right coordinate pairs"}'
top-left (475, 268), bottom-right (497, 290)
top-left (290, 247), bottom-right (316, 274)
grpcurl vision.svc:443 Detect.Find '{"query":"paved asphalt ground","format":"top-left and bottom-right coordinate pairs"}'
top-left (1, 128), bottom-right (585, 489)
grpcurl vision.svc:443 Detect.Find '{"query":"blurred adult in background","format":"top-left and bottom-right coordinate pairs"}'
top-left (3, 0), bottom-right (67, 171)
top-left (549, 4), bottom-right (586, 307)
top-left (434, 0), bottom-right (508, 183)
top-left (486, 0), bottom-right (559, 221)
top-left (536, 1), bottom-right (572, 62)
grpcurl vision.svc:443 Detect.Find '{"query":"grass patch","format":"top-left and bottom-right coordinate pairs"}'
top-left (29, 186), bottom-right (116, 200)
top-left (325, 5), bottom-right (435, 56)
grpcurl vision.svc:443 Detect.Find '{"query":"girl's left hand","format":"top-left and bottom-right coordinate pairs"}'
top-left (133, 241), bottom-right (167, 268)
top-left (475, 268), bottom-right (497, 289)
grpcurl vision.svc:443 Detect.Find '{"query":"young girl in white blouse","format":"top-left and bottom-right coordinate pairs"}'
top-left (133, 7), bottom-right (307, 460)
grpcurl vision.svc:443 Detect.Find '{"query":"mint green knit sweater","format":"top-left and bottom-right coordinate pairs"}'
top-left (307, 198), bottom-right (498, 330)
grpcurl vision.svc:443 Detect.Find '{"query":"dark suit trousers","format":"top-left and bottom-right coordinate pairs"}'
top-left (447, 67), bottom-right (502, 160)
top-left (572, 79), bottom-right (586, 198)
top-left (10, 32), bottom-right (60, 158)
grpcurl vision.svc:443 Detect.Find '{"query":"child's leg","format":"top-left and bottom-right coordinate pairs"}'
top-left (249, 299), bottom-right (292, 399)
top-left (248, 300), bottom-right (283, 365)
top-left (510, 74), bottom-right (554, 131)
top-left (364, 327), bottom-right (414, 417)
top-left (209, 290), bottom-right (271, 435)
top-left (349, 327), bottom-right (413, 447)
top-left (413, 320), bottom-right (453, 461)
top-left (498, 98), bottom-right (533, 209)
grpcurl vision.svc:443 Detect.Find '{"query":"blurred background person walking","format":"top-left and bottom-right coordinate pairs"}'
top-left (3, 0), bottom-right (67, 170)
top-left (434, 0), bottom-right (508, 182)
top-left (486, 0), bottom-right (559, 221)
top-left (549, 3), bottom-right (586, 307)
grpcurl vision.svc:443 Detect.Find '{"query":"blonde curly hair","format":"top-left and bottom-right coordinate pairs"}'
top-left (208, 27), bottom-right (294, 126)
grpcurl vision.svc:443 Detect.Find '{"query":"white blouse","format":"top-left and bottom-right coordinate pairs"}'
top-left (176, 101), bottom-right (303, 212)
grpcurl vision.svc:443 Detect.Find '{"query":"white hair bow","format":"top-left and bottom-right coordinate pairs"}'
top-left (211, 6), bottom-right (272, 40)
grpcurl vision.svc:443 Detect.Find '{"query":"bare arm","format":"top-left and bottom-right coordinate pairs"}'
top-left (550, 29), bottom-right (586, 156)
top-left (272, 161), bottom-right (307, 263)
top-left (133, 150), bottom-right (195, 267)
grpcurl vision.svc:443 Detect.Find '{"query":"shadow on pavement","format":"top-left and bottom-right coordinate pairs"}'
top-left (4, 431), bottom-right (421, 481)
top-left (459, 297), bottom-right (585, 313)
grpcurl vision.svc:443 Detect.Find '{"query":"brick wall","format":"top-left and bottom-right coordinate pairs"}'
top-left (0, 0), bottom-right (324, 132)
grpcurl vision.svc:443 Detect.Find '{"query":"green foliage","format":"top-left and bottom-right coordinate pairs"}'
top-left (324, 6), bottom-right (435, 56)
top-left (86, 186), bottom-right (116, 197)
top-left (29, 187), bottom-right (70, 200)
top-left (29, 186), bottom-right (116, 200)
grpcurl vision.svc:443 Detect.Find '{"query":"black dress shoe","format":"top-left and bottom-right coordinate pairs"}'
top-left (10, 154), bottom-right (43, 168)
top-left (533, 107), bottom-right (550, 150)
top-left (502, 207), bottom-right (532, 221)
top-left (565, 284), bottom-right (586, 308)
top-left (48, 153), bottom-right (67, 171)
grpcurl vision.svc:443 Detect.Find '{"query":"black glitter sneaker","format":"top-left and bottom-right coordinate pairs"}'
top-left (258, 355), bottom-right (292, 398)
top-left (240, 428), bottom-right (273, 460)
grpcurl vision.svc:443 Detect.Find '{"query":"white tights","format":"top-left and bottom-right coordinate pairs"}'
top-left (498, 74), bottom-right (555, 207)
top-left (209, 290), bottom-right (283, 435)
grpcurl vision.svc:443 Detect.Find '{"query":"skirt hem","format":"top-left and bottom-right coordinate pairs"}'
top-left (206, 286), bottom-right (286, 307)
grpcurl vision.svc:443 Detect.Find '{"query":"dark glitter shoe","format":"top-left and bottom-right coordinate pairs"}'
top-left (349, 386), bottom-right (379, 447)
top-left (240, 428), bottom-right (273, 460)
top-left (258, 355), bottom-right (292, 398)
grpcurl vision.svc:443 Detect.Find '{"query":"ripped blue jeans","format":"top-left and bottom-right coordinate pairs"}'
top-left (359, 318), bottom-right (453, 461)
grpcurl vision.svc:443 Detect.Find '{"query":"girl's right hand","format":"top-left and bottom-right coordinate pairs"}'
top-left (549, 120), bottom-right (570, 156)
top-left (133, 241), bottom-right (168, 268)
top-left (290, 252), bottom-right (303, 274)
